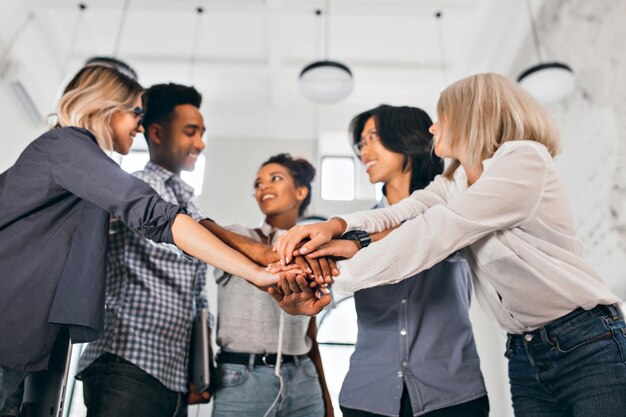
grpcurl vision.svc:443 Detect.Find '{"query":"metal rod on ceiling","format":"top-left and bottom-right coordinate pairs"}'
top-left (188, 6), bottom-right (204, 82)
top-left (60, 3), bottom-right (87, 80)
top-left (324, 0), bottom-right (330, 60)
top-left (435, 11), bottom-right (447, 85)
top-left (113, 0), bottom-right (131, 57)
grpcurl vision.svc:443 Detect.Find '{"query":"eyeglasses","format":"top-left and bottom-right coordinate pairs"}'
top-left (352, 129), bottom-right (380, 156)
top-left (131, 106), bottom-right (144, 129)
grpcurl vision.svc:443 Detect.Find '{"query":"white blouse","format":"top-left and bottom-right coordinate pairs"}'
top-left (335, 140), bottom-right (620, 333)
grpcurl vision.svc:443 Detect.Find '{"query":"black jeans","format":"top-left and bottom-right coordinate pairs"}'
top-left (80, 353), bottom-right (187, 417)
top-left (341, 385), bottom-right (489, 417)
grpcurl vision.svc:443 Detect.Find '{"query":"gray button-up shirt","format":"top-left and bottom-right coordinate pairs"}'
top-left (339, 199), bottom-right (486, 416)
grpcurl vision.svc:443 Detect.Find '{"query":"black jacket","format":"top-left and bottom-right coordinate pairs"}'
top-left (0, 127), bottom-right (184, 371)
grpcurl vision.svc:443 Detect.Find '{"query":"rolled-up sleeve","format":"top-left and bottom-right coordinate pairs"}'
top-left (46, 129), bottom-right (185, 244)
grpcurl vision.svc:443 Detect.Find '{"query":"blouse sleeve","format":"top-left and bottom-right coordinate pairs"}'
top-left (333, 144), bottom-right (548, 295)
top-left (46, 129), bottom-right (184, 244)
top-left (339, 173), bottom-right (453, 233)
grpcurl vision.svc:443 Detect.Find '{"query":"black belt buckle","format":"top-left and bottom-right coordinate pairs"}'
top-left (261, 353), bottom-right (281, 367)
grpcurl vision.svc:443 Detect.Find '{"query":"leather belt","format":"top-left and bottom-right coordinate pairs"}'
top-left (216, 351), bottom-right (309, 367)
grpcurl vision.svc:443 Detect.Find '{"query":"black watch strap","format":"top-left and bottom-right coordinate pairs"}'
top-left (340, 230), bottom-right (371, 249)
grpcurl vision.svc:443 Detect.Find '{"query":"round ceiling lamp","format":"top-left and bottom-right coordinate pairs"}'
top-left (517, 62), bottom-right (575, 104)
top-left (517, 0), bottom-right (575, 103)
top-left (299, 60), bottom-right (352, 104)
top-left (298, 3), bottom-right (353, 104)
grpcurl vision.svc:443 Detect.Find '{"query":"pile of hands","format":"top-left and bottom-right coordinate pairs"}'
top-left (263, 219), bottom-right (359, 316)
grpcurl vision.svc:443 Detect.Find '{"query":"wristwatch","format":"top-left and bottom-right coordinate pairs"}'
top-left (340, 230), bottom-right (371, 249)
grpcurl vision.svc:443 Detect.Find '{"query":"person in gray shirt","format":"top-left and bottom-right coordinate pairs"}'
top-left (212, 154), bottom-right (334, 417)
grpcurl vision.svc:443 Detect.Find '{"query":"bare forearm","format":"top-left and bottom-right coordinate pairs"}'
top-left (173, 214), bottom-right (274, 285)
top-left (328, 217), bottom-right (348, 237)
top-left (200, 219), bottom-right (278, 265)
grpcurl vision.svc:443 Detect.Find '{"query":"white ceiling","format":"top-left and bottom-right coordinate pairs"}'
top-left (4, 0), bottom-right (543, 140)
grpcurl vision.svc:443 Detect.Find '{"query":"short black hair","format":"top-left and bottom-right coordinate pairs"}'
top-left (142, 83), bottom-right (202, 143)
top-left (349, 104), bottom-right (443, 194)
top-left (261, 153), bottom-right (316, 217)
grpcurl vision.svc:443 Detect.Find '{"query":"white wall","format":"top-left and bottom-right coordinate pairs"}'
top-left (509, 0), bottom-right (626, 298)
top-left (0, 0), bottom-right (64, 171)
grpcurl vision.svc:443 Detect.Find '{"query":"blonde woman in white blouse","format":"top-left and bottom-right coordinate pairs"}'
top-left (271, 73), bottom-right (626, 417)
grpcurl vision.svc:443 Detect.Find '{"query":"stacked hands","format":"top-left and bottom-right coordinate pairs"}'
top-left (265, 218), bottom-right (353, 316)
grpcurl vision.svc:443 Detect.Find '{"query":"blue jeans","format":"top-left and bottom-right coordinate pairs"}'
top-left (506, 304), bottom-right (626, 417)
top-left (212, 357), bottom-right (324, 417)
top-left (0, 366), bottom-right (27, 415)
top-left (80, 353), bottom-right (187, 417)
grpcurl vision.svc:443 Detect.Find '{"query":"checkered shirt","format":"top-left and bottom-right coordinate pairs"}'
top-left (77, 161), bottom-right (212, 393)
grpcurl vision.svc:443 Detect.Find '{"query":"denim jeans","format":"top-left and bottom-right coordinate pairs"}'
top-left (212, 357), bottom-right (324, 417)
top-left (506, 304), bottom-right (626, 417)
top-left (0, 366), bottom-right (27, 415)
top-left (80, 353), bottom-right (187, 417)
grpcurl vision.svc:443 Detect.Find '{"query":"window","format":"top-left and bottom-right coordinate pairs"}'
top-left (321, 156), bottom-right (355, 201)
top-left (317, 295), bottom-right (358, 412)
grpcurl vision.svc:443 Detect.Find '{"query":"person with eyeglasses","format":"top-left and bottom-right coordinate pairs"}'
top-left (0, 65), bottom-right (278, 416)
top-left (270, 105), bottom-right (489, 417)
top-left (272, 73), bottom-right (626, 417)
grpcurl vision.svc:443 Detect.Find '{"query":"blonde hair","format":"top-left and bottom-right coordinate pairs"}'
top-left (437, 73), bottom-right (561, 179)
top-left (56, 64), bottom-right (143, 151)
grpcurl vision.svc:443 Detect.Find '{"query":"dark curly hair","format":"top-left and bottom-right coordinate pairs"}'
top-left (142, 83), bottom-right (202, 144)
top-left (261, 153), bottom-right (316, 217)
top-left (349, 104), bottom-right (443, 194)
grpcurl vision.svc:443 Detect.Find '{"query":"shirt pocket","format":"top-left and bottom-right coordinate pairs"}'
top-left (552, 315), bottom-right (612, 354)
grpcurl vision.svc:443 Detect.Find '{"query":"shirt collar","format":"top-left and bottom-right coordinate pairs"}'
top-left (258, 221), bottom-right (286, 243)
top-left (143, 161), bottom-right (177, 181)
top-left (143, 161), bottom-right (195, 199)
top-left (69, 127), bottom-right (97, 143)
top-left (258, 221), bottom-right (276, 238)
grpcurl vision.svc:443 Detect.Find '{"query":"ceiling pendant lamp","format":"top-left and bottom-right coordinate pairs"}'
top-left (517, 0), bottom-right (575, 103)
top-left (299, 1), bottom-right (353, 104)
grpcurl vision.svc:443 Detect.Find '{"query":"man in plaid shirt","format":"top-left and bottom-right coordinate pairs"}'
top-left (77, 83), bottom-right (216, 417)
